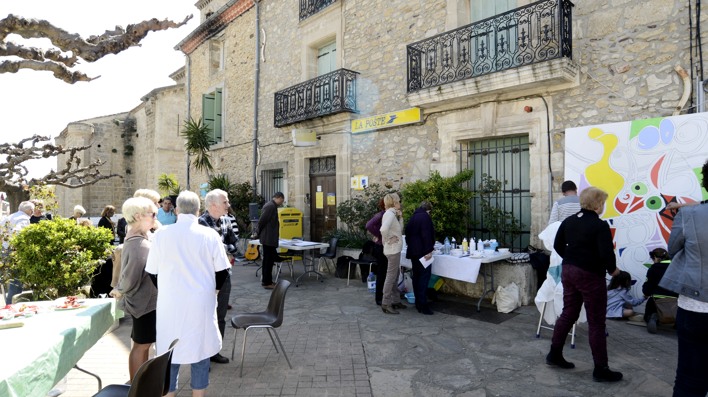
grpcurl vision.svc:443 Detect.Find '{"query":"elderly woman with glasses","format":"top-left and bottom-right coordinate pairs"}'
top-left (111, 197), bottom-right (158, 383)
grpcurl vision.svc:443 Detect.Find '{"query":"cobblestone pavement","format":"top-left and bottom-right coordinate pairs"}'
top-left (63, 262), bottom-right (677, 396)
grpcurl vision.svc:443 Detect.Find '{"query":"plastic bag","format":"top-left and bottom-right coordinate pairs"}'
top-left (493, 282), bottom-right (521, 313)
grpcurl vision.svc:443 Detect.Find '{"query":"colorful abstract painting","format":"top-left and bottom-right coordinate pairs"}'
top-left (565, 113), bottom-right (708, 292)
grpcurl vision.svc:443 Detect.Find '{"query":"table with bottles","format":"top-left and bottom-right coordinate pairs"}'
top-left (400, 246), bottom-right (512, 311)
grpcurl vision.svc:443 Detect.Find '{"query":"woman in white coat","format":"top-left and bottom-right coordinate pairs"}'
top-left (379, 193), bottom-right (406, 314)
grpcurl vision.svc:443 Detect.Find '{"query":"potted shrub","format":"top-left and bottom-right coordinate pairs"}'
top-left (9, 217), bottom-right (114, 300)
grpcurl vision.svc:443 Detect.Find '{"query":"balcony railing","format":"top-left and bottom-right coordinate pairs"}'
top-left (274, 68), bottom-right (358, 128)
top-left (300, 0), bottom-right (337, 21)
top-left (407, 0), bottom-right (573, 93)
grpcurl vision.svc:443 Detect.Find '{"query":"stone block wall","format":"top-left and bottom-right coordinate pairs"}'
top-left (187, 5), bottom-right (257, 189)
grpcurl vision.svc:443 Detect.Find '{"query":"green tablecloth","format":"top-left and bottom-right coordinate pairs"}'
top-left (0, 298), bottom-right (123, 397)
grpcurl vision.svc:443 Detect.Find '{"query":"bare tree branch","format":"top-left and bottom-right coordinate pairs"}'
top-left (0, 59), bottom-right (96, 83)
top-left (0, 13), bottom-right (193, 83)
top-left (0, 135), bottom-right (122, 188)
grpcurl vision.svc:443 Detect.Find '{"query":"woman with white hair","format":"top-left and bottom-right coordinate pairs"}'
top-left (133, 189), bottom-right (161, 231)
top-left (69, 205), bottom-right (86, 221)
top-left (111, 196), bottom-right (158, 383)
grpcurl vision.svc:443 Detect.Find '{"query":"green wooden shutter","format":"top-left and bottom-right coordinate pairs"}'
top-left (214, 88), bottom-right (222, 142)
top-left (202, 93), bottom-right (216, 143)
top-left (471, 0), bottom-right (516, 22)
top-left (317, 41), bottom-right (336, 76)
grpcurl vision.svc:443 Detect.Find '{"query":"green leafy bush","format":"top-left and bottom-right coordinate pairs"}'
top-left (334, 183), bottom-right (397, 247)
top-left (157, 173), bottom-right (181, 196)
top-left (9, 218), bottom-right (114, 300)
top-left (400, 170), bottom-right (475, 241)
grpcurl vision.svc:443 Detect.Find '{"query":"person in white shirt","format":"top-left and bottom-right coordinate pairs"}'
top-left (548, 181), bottom-right (581, 225)
top-left (4, 201), bottom-right (33, 232)
top-left (145, 191), bottom-right (230, 397)
top-left (2, 201), bottom-right (34, 303)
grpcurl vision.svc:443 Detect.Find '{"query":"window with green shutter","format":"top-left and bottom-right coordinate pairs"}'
top-left (202, 88), bottom-right (223, 144)
top-left (470, 0), bottom-right (517, 22)
top-left (317, 41), bottom-right (336, 76)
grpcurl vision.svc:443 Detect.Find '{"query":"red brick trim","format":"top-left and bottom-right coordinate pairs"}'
top-left (178, 0), bottom-right (254, 55)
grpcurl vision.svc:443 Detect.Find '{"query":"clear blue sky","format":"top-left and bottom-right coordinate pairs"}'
top-left (0, 0), bottom-right (199, 179)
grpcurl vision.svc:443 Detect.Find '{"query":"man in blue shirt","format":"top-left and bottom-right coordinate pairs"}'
top-left (156, 197), bottom-right (176, 225)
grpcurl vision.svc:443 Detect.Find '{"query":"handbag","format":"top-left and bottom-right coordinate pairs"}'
top-left (654, 296), bottom-right (678, 324)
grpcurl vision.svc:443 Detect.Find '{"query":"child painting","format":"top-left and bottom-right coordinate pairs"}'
top-left (606, 271), bottom-right (645, 319)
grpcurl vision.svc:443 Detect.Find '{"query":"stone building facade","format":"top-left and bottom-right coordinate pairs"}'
top-left (57, 0), bottom-right (705, 301)
top-left (55, 77), bottom-right (186, 217)
top-left (175, 0), bottom-right (701, 301)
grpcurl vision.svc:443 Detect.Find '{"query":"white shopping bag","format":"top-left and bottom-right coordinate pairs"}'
top-left (493, 282), bottom-right (521, 313)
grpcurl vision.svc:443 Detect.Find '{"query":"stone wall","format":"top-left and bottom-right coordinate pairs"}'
top-left (55, 84), bottom-right (186, 216)
top-left (187, 5), bottom-right (257, 190)
top-left (550, 1), bottom-right (696, 180)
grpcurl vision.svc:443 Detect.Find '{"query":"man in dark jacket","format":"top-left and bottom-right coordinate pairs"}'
top-left (253, 192), bottom-right (285, 289)
top-left (404, 201), bottom-right (435, 315)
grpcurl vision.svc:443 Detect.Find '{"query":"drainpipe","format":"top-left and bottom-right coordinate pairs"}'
top-left (252, 0), bottom-right (261, 199)
top-left (186, 55), bottom-right (192, 190)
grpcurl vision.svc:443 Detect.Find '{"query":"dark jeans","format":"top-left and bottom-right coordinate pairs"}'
top-left (673, 306), bottom-right (708, 397)
top-left (551, 264), bottom-right (609, 367)
top-left (216, 273), bottom-right (231, 338)
top-left (412, 257), bottom-right (432, 309)
top-left (374, 245), bottom-right (387, 304)
top-left (261, 245), bottom-right (277, 286)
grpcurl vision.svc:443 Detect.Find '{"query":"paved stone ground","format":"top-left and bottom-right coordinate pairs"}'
top-left (62, 262), bottom-right (678, 396)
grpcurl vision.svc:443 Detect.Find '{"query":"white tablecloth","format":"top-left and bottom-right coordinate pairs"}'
top-left (400, 253), bottom-right (482, 283)
top-left (0, 298), bottom-right (122, 397)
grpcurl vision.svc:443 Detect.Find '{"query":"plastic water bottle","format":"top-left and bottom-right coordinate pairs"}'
top-left (444, 237), bottom-right (451, 255)
top-left (477, 238), bottom-right (485, 251)
top-left (461, 238), bottom-right (468, 253)
top-left (469, 237), bottom-right (475, 254)
top-left (451, 237), bottom-right (457, 250)
top-left (367, 272), bottom-right (376, 292)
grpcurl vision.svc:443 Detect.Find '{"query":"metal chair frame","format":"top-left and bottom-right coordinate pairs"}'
top-left (230, 280), bottom-right (293, 377)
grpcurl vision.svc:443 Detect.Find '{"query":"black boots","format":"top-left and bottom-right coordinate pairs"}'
top-left (592, 366), bottom-right (623, 382)
top-left (545, 348), bottom-right (575, 369)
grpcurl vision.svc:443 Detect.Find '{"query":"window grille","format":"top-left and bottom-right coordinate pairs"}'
top-left (261, 169), bottom-right (283, 199)
top-left (459, 136), bottom-right (531, 251)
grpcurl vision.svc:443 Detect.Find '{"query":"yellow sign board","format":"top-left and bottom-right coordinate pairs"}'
top-left (292, 129), bottom-right (317, 147)
top-left (351, 107), bottom-right (422, 134)
top-left (315, 192), bottom-right (324, 209)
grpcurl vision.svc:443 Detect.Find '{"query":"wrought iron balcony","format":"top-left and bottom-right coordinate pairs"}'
top-left (300, 0), bottom-right (337, 21)
top-left (407, 0), bottom-right (573, 93)
top-left (274, 69), bottom-right (358, 128)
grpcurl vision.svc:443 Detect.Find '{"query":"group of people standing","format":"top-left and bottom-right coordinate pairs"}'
top-left (546, 162), bottom-right (708, 395)
top-left (111, 188), bottom-right (238, 397)
top-left (366, 193), bottom-right (436, 316)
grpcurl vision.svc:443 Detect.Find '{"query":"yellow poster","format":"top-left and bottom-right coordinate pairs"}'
top-left (327, 193), bottom-right (336, 206)
top-left (315, 192), bottom-right (324, 209)
top-left (351, 107), bottom-right (422, 134)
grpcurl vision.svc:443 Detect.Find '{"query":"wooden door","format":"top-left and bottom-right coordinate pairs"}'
top-left (309, 157), bottom-right (337, 242)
